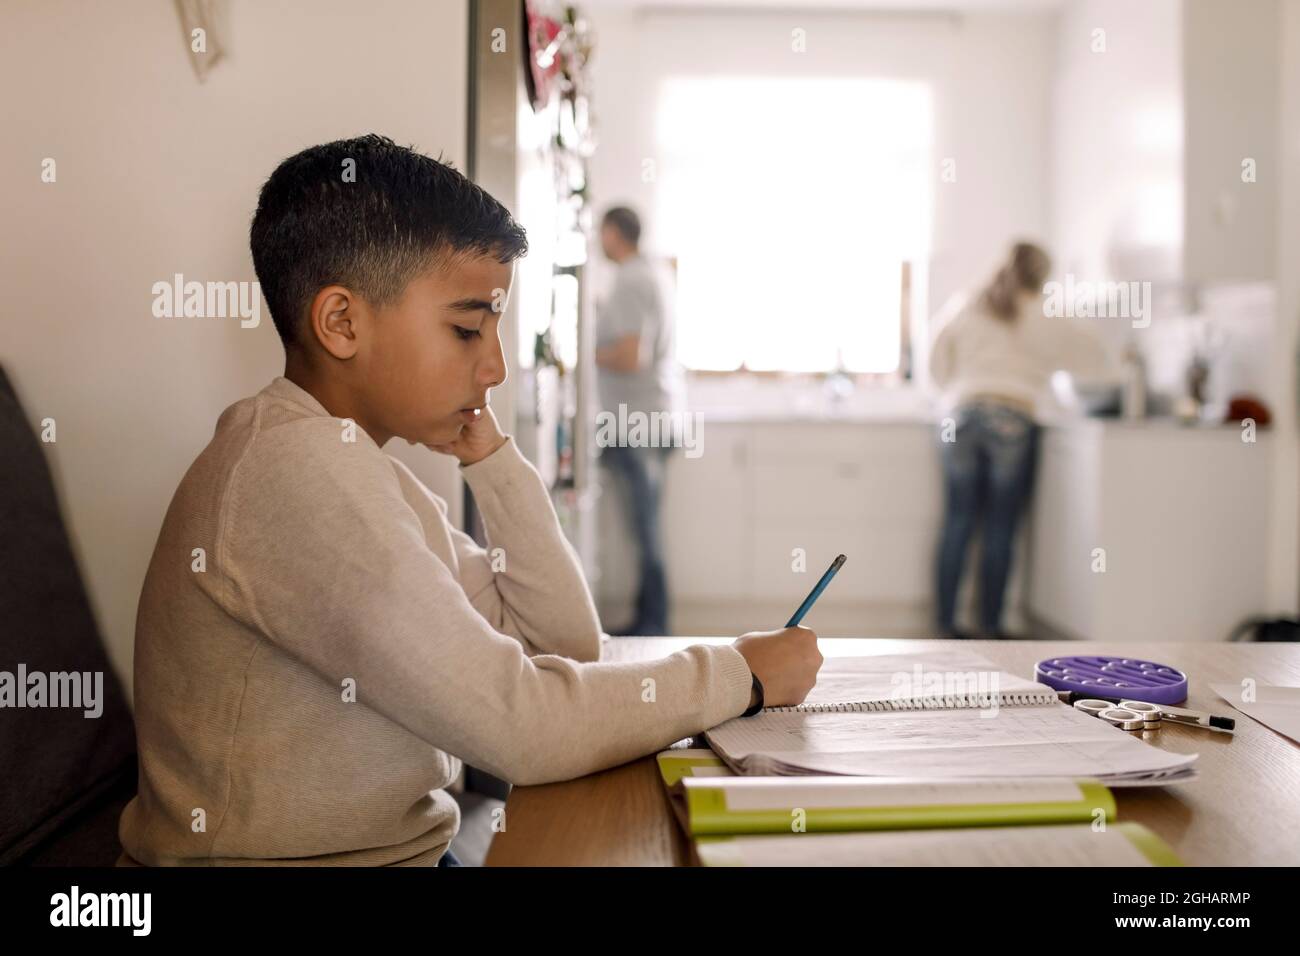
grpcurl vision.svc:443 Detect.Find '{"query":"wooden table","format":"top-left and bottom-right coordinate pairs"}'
top-left (486, 638), bottom-right (1300, 866)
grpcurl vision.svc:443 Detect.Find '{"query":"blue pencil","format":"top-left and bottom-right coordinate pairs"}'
top-left (786, 554), bottom-right (847, 627)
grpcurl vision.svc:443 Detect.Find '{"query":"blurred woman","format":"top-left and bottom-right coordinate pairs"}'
top-left (929, 242), bottom-right (1109, 638)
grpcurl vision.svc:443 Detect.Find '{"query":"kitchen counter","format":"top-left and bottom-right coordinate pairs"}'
top-left (1042, 414), bottom-right (1264, 435)
top-left (693, 408), bottom-right (939, 426)
top-left (1029, 418), bottom-right (1272, 642)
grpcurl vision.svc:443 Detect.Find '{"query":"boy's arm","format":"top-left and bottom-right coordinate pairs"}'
top-left (223, 420), bottom-right (753, 786)
top-left (390, 442), bottom-right (603, 662)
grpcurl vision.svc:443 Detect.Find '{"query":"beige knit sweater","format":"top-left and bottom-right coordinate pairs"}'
top-left (118, 376), bottom-right (752, 866)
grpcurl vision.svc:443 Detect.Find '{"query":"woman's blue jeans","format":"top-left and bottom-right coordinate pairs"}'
top-left (935, 402), bottom-right (1040, 635)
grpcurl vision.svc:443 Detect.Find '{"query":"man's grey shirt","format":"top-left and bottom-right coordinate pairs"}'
top-left (595, 255), bottom-right (685, 423)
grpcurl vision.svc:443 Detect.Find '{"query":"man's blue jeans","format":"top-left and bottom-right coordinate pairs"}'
top-left (601, 443), bottom-right (673, 635)
top-left (935, 401), bottom-right (1040, 636)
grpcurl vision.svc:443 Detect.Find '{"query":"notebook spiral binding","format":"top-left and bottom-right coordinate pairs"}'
top-left (764, 689), bottom-right (1060, 713)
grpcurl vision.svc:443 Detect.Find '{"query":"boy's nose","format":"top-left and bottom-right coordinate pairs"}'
top-left (479, 338), bottom-right (507, 389)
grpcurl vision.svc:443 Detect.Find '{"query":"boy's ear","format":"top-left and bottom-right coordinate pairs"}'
top-left (306, 285), bottom-right (362, 360)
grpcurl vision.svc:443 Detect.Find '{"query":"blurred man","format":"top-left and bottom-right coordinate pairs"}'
top-left (595, 206), bottom-right (685, 636)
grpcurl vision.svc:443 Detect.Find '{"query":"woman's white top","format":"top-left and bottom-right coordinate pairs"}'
top-left (929, 292), bottom-right (1112, 420)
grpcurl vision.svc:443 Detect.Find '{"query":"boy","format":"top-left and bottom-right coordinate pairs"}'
top-left (118, 135), bottom-right (821, 866)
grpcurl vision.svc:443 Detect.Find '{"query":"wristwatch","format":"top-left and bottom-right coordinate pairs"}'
top-left (742, 671), bottom-right (765, 717)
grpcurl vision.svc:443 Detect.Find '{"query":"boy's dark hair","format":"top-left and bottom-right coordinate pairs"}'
top-left (601, 206), bottom-right (641, 247)
top-left (250, 134), bottom-right (528, 349)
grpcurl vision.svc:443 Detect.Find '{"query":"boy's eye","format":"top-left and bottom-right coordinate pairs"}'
top-left (453, 326), bottom-right (482, 341)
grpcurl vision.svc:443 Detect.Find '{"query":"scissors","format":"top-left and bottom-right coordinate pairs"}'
top-left (1073, 698), bottom-right (1162, 731)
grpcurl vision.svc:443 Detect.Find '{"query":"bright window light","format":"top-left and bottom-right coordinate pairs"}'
top-left (655, 76), bottom-right (933, 373)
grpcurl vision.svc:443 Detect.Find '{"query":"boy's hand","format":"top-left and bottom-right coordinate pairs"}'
top-left (428, 404), bottom-right (509, 466)
top-left (733, 626), bottom-right (822, 709)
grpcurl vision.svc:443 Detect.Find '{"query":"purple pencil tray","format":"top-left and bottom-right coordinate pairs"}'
top-left (1035, 656), bottom-right (1188, 705)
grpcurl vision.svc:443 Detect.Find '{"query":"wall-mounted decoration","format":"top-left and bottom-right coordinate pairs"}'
top-left (523, 1), bottom-right (562, 110)
top-left (523, 1), bottom-right (594, 148)
top-left (174, 0), bottom-right (226, 82)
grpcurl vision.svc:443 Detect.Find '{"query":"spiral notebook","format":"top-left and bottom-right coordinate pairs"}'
top-left (758, 650), bottom-right (1058, 713)
top-left (704, 651), bottom-right (1198, 784)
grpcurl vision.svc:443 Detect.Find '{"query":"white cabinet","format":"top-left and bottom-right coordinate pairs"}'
top-left (1183, 0), bottom-right (1281, 284)
top-left (1028, 420), bottom-right (1273, 642)
top-left (1026, 426), bottom-right (1103, 638)
top-left (597, 414), bottom-right (1273, 640)
top-left (663, 425), bottom-right (751, 602)
top-left (596, 419), bottom-right (994, 637)
top-left (593, 423), bottom-right (752, 628)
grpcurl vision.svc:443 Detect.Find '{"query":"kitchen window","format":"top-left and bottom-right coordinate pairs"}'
top-left (654, 75), bottom-right (933, 376)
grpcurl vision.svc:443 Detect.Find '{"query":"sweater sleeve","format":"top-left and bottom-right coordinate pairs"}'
top-left (221, 418), bottom-right (753, 786)
top-left (454, 437), bottom-right (604, 661)
top-left (928, 292), bottom-right (968, 389)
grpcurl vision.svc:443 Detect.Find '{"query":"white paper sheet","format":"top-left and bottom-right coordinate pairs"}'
top-left (1211, 682), bottom-right (1300, 745)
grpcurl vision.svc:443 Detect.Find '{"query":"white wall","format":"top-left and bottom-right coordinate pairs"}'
top-left (1271, 0), bottom-right (1300, 613)
top-left (1048, 0), bottom-right (1183, 284)
top-left (1, 0), bottom-right (469, 702)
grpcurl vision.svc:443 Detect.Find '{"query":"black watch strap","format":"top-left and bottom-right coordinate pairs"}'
top-left (742, 671), bottom-right (765, 717)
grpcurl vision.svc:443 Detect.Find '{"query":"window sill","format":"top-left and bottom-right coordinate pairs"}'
top-left (681, 372), bottom-right (935, 425)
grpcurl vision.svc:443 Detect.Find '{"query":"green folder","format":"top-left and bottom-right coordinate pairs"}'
top-left (654, 750), bottom-right (1182, 866)
top-left (658, 749), bottom-right (1118, 835)
top-left (657, 749), bottom-right (731, 787)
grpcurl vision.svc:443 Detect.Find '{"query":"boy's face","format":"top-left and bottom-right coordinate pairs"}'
top-left (351, 254), bottom-right (513, 448)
